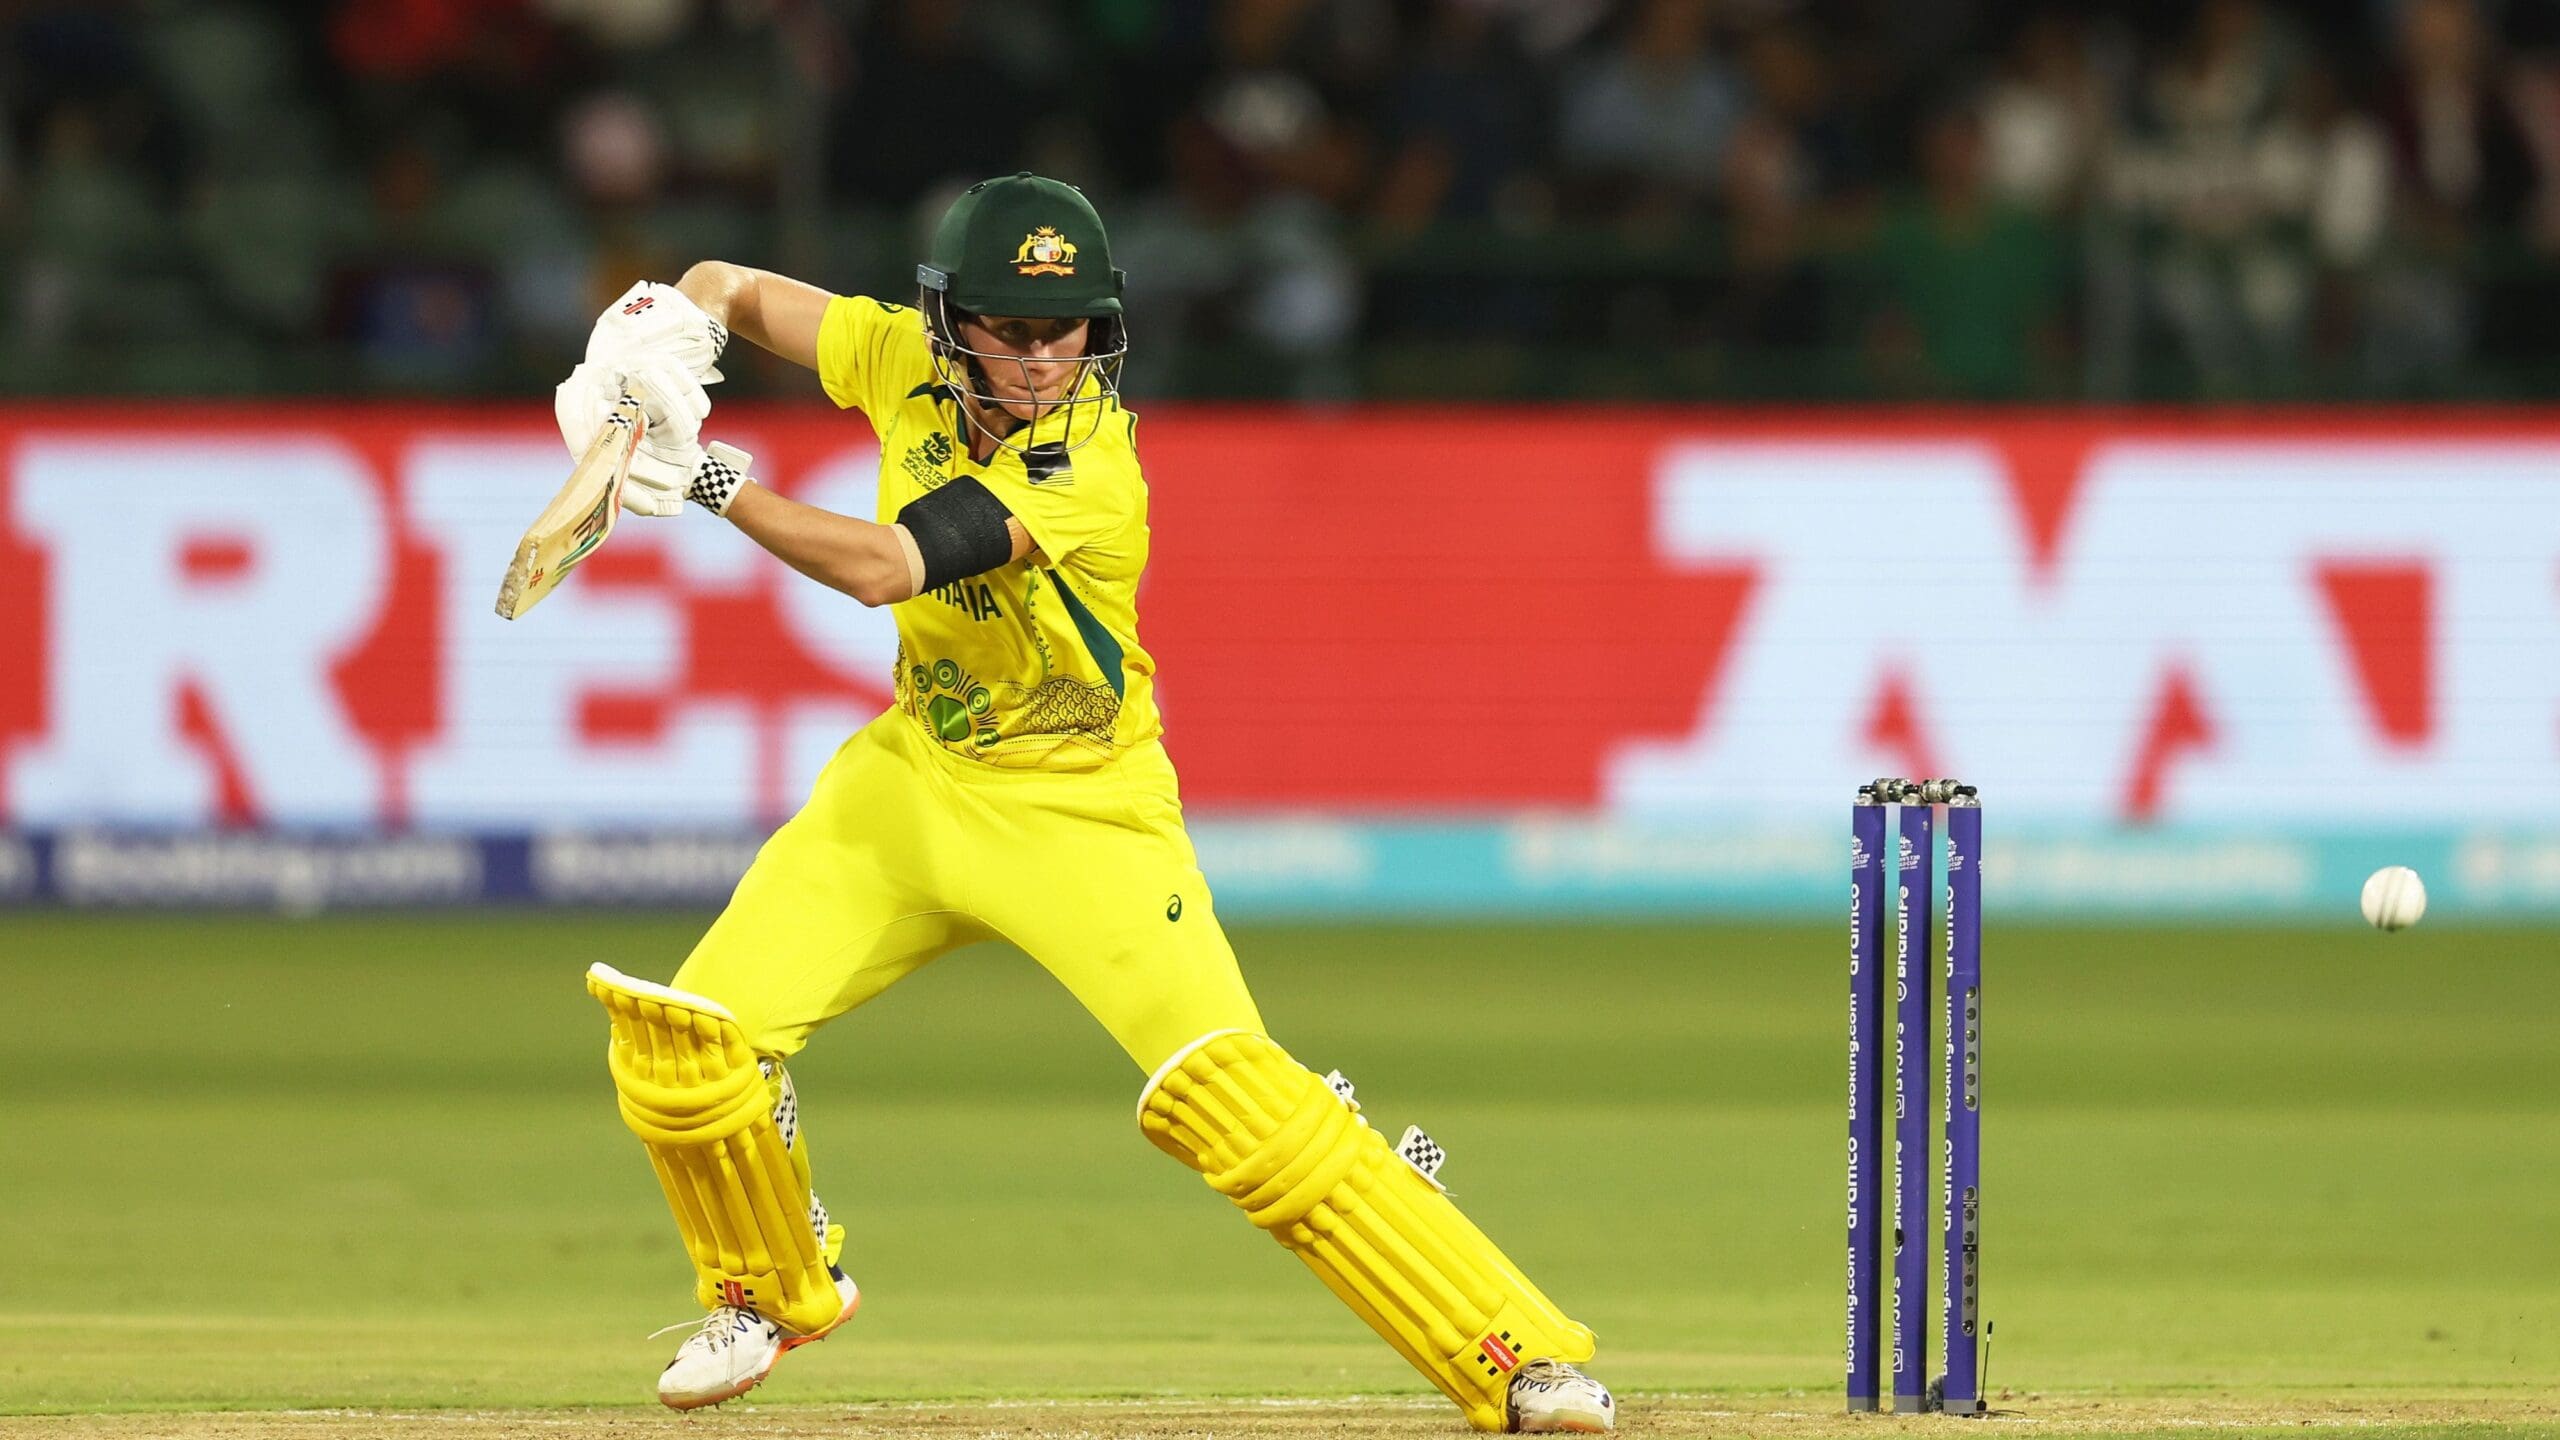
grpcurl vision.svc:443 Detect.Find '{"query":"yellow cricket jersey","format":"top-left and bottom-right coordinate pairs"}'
top-left (813, 293), bottom-right (1160, 771)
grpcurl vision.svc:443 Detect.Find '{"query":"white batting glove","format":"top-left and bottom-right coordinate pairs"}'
top-left (621, 435), bottom-right (753, 519)
top-left (552, 357), bottom-right (712, 517)
top-left (585, 280), bottom-right (728, 382)
top-left (554, 356), bottom-right (708, 453)
top-left (553, 360), bottom-right (621, 457)
top-left (618, 358), bottom-right (714, 517)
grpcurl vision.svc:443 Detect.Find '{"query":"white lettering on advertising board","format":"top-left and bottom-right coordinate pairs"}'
top-left (1613, 441), bottom-right (2560, 820)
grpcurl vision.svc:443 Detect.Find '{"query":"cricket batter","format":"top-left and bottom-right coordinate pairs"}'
top-left (553, 172), bottom-right (1615, 1433)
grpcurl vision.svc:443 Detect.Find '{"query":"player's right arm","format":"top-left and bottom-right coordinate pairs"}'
top-left (716, 483), bottom-right (1035, 608)
top-left (674, 262), bottom-right (830, 372)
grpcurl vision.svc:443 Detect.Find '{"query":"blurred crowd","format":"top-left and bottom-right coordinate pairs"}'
top-left (11, 0), bottom-right (2560, 402)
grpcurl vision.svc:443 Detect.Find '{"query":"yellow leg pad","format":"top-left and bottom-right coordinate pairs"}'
top-left (588, 963), bottom-right (844, 1336)
top-left (1140, 1031), bottom-right (1596, 1432)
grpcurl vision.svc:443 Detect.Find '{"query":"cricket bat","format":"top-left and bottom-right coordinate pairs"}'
top-left (494, 397), bottom-right (644, 620)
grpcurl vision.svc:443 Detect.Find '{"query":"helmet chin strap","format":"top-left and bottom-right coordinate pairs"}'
top-left (958, 358), bottom-right (1027, 446)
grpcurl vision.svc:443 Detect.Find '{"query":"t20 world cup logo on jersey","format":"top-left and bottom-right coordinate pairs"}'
top-left (902, 431), bottom-right (955, 490)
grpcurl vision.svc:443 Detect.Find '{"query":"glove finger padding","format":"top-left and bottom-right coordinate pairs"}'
top-left (1140, 1031), bottom-right (1596, 1433)
top-left (622, 431), bottom-right (701, 518)
top-left (620, 357), bottom-right (709, 449)
top-left (612, 359), bottom-right (708, 520)
top-left (554, 361), bottom-right (625, 460)
top-left (620, 470), bottom-right (688, 518)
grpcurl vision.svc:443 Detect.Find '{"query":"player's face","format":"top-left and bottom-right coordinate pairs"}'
top-left (959, 314), bottom-right (1091, 420)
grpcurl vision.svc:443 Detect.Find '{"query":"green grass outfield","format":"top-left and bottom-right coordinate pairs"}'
top-left (4, 915), bottom-right (2556, 1438)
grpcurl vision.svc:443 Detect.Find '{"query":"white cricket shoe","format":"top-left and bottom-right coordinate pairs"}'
top-left (655, 1269), bottom-right (860, 1410)
top-left (1507, 1357), bottom-right (1616, 1433)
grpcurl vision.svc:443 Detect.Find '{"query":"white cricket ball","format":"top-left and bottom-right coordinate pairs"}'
top-left (2361, 866), bottom-right (2427, 931)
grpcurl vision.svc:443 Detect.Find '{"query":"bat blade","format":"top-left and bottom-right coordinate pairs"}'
top-left (494, 399), bottom-right (644, 620)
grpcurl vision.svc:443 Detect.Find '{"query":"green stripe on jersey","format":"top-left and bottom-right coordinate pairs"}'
top-left (1046, 567), bottom-right (1125, 699)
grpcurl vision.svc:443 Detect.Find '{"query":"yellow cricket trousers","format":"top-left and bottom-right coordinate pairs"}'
top-left (671, 711), bottom-right (1264, 1073)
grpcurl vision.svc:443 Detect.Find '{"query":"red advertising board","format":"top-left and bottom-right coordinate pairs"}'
top-left (3, 405), bottom-right (2555, 828)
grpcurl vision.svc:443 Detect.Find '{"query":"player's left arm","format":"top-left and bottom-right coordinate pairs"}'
top-left (673, 262), bottom-right (831, 372)
top-left (717, 480), bottom-right (1034, 608)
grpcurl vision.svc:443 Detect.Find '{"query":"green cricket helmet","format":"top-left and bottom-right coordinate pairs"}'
top-left (917, 172), bottom-right (1128, 454)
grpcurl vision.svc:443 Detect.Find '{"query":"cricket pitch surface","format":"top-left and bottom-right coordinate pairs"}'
top-left (6, 1395), bottom-right (2557, 1440)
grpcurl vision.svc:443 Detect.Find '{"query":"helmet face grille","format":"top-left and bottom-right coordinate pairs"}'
top-left (922, 289), bottom-right (1129, 459)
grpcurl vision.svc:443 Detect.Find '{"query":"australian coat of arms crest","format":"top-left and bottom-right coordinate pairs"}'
top-left (1014, 227), bottom-right (1078, 276)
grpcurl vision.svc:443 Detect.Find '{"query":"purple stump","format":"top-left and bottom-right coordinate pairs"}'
top-left (1940, 795), bottom-right (1985, 1414)
top-left (1892, 794), bottom-right (1935, 1413)
top-left (1847, 792), bottom-right (1888, 1411)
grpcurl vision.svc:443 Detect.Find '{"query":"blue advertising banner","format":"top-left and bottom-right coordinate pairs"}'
top-left (6, 824), bottom-right (2555, 920)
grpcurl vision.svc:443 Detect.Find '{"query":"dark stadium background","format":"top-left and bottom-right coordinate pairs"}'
top-left (17, 0), bottom-right (2560, 402)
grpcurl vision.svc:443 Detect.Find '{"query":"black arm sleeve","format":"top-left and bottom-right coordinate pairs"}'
top-left (895, 476), bottom-right (1016, 591)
